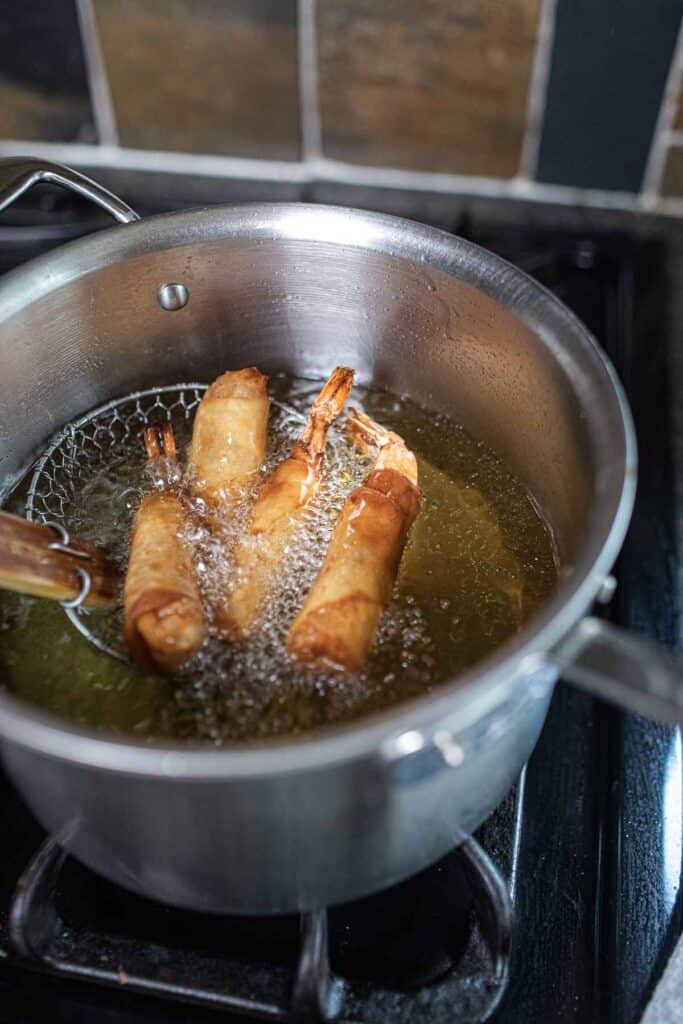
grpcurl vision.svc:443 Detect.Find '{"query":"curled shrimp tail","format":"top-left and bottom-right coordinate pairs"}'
top-left (311, 366), bottom-right (355, 423)
top-left (144, 422), bottom-right (177, 462)
top-left (343, 407), bottom-right (393, 454)
top-left (344, 408), bottom-right (418, 485)
top-left (144, 422), bottom-right (180, 489)
top-left (298, 366), bottom-right (354, 458)
top-left (215, 367), bottom-right (353, 641)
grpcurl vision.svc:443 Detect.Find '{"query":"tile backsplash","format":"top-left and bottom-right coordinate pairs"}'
top-left (536, 0), bottom-right (681, 193)
top-left (0, 0), bottom-right (682, 211)
top-left (317, 0), bottom-right (541, 177)
top-left (0, 0), bottom-right (94, 142)
top-left (92, 0), bottom-right (300, 159)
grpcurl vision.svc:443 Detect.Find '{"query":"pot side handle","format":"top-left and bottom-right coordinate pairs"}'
top-left (561, 616), bottom-right (683, 723)
top-left (0, 157), bottom-right (139, 225)
top-left (385, 618), bottom-right (683, 786)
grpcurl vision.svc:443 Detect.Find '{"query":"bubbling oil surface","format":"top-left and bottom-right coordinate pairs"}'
top-left (0, 376), bottom-right (557, 743)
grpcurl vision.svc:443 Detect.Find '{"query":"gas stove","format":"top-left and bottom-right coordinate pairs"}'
top-left (0, 192), bottom-right (680, 1023)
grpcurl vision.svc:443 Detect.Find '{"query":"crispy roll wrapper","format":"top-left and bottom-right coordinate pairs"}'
top-left (188, 367), bottom-right (269, 508)
top-left (124, 424), bottom-right (205, 673)
top-left (288, 412), bottom-right (421, 672)
top-left (218, 367), bottom-right (354, 639)
top-left (124, 492), bottom-right (205, 673)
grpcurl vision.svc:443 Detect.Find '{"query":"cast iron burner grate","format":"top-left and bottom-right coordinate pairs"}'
top-left (4, 796), bottom-right (513, 1024)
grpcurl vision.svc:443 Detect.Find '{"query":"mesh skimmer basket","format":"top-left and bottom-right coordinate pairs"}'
top-left (25, 384), bottom-right (208, 660)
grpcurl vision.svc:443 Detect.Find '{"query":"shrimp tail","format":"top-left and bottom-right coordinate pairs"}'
top-left (344, 408), bottom-right (418, 486)
top-left (343, 407), bottom-right (392, 454)
top-left (144, 422), bottom-right (177, 462)
top-left (299, 366), bottom-right (354, 460)
top-left (215, 367), bottom-right (354, 640)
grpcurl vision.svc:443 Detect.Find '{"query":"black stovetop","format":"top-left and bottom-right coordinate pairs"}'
top-left (0, 197), bottom-right (680, 1024)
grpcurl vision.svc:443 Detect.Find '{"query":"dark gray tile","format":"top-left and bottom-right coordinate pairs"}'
top-left (0, 0), bottom-right (95, 141)
top-left (536, 0), bottom-right (683, 191)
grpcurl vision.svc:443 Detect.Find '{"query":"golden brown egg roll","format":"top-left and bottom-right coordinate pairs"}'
top-left (188, 367), bottom-right (269, 508)
top-left (123, 424), bottom-right (205, 673)
top-left (217, 367), bottom-right (354, 639)
top-left (287, 409), bottom-right (421, 672)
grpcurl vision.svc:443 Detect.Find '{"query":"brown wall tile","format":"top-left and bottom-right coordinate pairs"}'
top-left (0, 78), bottom-right (92, 142)
top-left (660, 146), bottom-right (683, 196)
top-left (673, 79), bottom-right (683, 131)
top-left (93, 0), bottom-right (300, 158)
top-left (317, 0), bottom-right (542, 178)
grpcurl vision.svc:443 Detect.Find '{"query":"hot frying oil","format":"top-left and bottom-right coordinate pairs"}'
top-left (0, 376), bottom-right (557, 743)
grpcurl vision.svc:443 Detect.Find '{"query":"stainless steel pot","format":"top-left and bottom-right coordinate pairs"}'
top-left (0, 159), bottom-right (680, 915)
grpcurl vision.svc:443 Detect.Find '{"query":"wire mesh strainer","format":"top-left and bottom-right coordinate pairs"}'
top-left (25, 384), bottom-right (208, 661)
top-left (24, 383), bottom-right (313, 663)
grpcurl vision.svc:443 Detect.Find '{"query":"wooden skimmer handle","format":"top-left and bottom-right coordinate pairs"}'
top-left (0, 511), bottom-right (119, 609)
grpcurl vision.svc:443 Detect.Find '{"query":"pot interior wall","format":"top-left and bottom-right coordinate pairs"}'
top-left (0, 235), bottom-right (594, 563)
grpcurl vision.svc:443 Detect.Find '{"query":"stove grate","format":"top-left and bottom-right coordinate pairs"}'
top-left (6, 827), bottom-right (511, 1024)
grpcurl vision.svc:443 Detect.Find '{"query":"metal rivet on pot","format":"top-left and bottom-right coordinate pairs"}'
top-left (392, 730), bottom-right (425, 757)
top-left (596, 575), bottom-right (617, 605)
top-left (433, 731), bottom-right (465, 767)
top-left (157, 282), bottom-right (189, 311)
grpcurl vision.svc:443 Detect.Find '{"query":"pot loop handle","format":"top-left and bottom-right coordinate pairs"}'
top-left (560, 616), bottom-right (683, 724)
top-left (0, 157), bottom-right (139, 224)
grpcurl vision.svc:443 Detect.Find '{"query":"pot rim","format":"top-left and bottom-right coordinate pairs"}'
top-left (0, 202), bottom-right (637, 777)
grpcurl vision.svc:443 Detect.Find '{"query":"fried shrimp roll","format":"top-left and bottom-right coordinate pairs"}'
top-left (124, 423), bottom-right (205, 673)
top-left (217, 367), bottom-right (354, 639)
top-left (188, 367), bottom-right (269, 508)
top-left (287, 409), bottom-right (421, 672)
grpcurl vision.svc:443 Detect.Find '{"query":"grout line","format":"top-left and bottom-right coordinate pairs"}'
top-left (75, 0), bottom-right (119, 146)
top-left (0, 140), bottom-right (311, 183)
top-left (3, 138), bottom-right (683, 216)
top-left (648, 194), bottom-right (683, 216)
top-left (641, 17), bottom-right (683, 202)
top-left (296, 0), bottom-right (323, 161)
top-left (518, 0), bottom-right (559, 179)
top-left (313, 154), bottom-right (642, 209)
